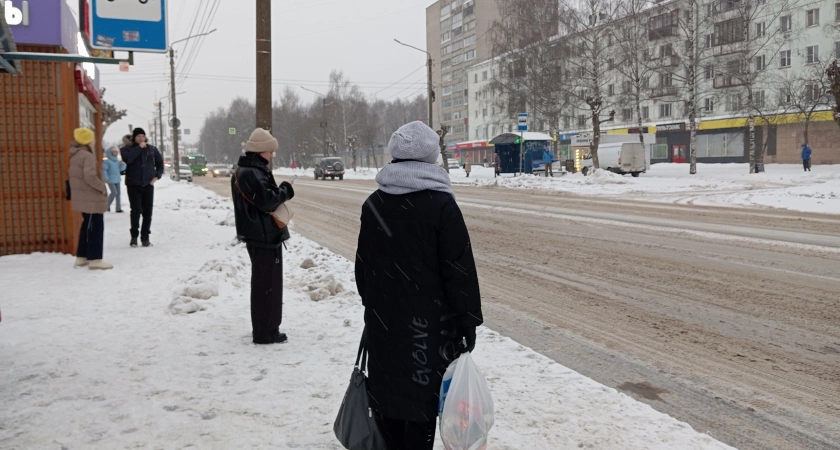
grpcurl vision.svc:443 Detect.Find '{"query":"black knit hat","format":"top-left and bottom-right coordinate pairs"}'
top-left (132, 128), bottom-right (146, 142)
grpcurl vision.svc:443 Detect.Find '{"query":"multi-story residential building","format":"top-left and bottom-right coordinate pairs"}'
top-left (426, 0), bottom-right (501, 146)
top-left (466, 59), bottom-right (516, 140)
top-left (465, 0), bottom-right (839, 165)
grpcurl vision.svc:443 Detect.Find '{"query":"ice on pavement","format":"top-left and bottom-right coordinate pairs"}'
top-left (0, 178), bottom-right (734, 449)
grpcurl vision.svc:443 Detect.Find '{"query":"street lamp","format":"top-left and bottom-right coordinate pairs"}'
top-left (301, 86), bottom-right (332, 156)
top-left (154, 92), bottom-right (185, 156)
top-left (169, 29), bottom-right (217, 180)
top-left (395, 39), bottom-right (434, 130)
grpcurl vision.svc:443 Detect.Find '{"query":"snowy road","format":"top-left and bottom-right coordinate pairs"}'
top-left (196, 175), bottom-right (840, 450)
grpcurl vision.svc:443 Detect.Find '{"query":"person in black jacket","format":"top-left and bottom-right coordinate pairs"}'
top-left (232, 128), bottom-right (295, 345)
top-left (121, 128), bottom-right (164, 247)
top-left (355, 121), bottom-right (483, 450)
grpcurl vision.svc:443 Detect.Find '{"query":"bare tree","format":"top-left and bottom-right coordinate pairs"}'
top-left (826, 60), bottom-right (840, 129)
top-left (99, 88), bottom-right (127, 137)
top-left (777, 54), bottom-right (833, 145)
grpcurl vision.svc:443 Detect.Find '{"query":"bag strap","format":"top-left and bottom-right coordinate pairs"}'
top-left (233, 170), bottom-right (258, 207)
top-left (355, 326), bottom-right (368, 373)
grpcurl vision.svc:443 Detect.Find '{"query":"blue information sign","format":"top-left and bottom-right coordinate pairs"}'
top-left (89, 0), bottom-right (168, 53)
top-left (517, 113), bottom-right (528, 131)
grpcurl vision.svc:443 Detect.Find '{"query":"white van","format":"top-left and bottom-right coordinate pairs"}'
top-left (581, 142), bottom-right (646, 177)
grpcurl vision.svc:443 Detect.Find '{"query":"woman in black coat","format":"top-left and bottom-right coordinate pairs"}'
top-left (355, 121), bottom-right (483, 450)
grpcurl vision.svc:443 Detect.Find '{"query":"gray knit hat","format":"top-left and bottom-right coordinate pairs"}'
top-left (388, 121), bottom-right (439, 164)
top-left (244, 128), bottom-right (278, 153)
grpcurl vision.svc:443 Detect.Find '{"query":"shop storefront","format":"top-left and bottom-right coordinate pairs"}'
top-left (0, 0), bottom-right (101, 255)
top-left (454, 140), bottom-right (494, 166)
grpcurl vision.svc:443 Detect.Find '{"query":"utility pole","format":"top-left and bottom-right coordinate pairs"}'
top-left (169, 46), bottom-right (179, 179)
top-left (256, 0), bottom-right (272, 132)
top-left (157, 101), bottom-right (164, 156)
top-left (395, 39), bottom-right (433, 128)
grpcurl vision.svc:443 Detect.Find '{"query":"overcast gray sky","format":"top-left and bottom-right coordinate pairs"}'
top-left (72, 0), bottom-right (432, 145)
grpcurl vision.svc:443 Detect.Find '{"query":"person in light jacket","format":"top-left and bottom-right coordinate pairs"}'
top-left (103, 147), bottom-right (126, 212)
top-left (355, 121), bottom-right (483, 450)
top-left (69, 128), bottom-right (112, 270)
top-left (464, 160), bottom-right (472, 177)
top-left (801, 144), bottom-right (812, 172)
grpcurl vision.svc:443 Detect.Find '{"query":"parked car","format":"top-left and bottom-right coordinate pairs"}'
top-left (170, 165), bottom-right (193, 182)
top-left (210, 164), bottom-right (232, 178)
top-left (448, 160), bottom-right (461, 170)
top-left (314, 157), bottom-right (346, 180)
top-left (581, 142), bottom-right (646, 177)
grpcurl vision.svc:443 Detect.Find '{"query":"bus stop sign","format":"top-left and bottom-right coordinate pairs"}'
top-left (88, 0), bottom-right (169, 53)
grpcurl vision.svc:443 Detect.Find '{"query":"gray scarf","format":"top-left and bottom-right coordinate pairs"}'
top-left (376, 161), bottom-right (454, 197)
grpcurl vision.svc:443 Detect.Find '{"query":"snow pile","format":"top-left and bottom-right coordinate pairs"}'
top-left (0, 178), bottom-right (735, 450)
top-left (453, 163), bottom-right (840, 214)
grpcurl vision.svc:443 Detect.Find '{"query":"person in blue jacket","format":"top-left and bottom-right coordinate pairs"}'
top-left (801, 144), bottom-right (812, 172)
top-left (102, 147), bottom-right (126, 212)
top-left (542, 148), bottom-right (555, 177)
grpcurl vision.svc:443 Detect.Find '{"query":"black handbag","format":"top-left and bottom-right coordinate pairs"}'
top-left (334, 327), bottom-right (387, 450)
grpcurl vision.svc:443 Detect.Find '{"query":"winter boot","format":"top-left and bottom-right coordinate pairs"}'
top-left (88, 260), bottom-right (113, 270)
top-left (130, 237), bottom-right (138, 247)
top-left (74, 257), bottom-right (89, 267)
top-left (142, 240), bottom-right (153, 247)
top-left (254, 332), bottom-right (288, 345)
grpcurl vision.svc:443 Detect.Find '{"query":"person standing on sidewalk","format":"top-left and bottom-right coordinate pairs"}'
top-left (494, 152), bottom-right (502, 178)
top-left (543, 148), bottom-right (554, 177)
top-left (121, 128), bottom-right (163, 247)
top-left (102, 147), bottom-right (126, 212)
top-left (801, 143), bottom-right (812, 172)
top-left (464, 159), bottom-right (472, 177)
top-left (68, 128), bottom-right (112, 270)
top-left (231, 129), bottom-right (296, 345)
top-left (355, 121), bottom-right (483, 449)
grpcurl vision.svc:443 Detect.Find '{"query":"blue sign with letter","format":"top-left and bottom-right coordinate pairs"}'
top-left (89, 0), bottom-right (168, 53)
top-left (517, 113), bottom-right (528, 131)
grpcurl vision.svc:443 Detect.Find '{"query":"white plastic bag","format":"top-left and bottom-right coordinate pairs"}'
top-left (438, 352), bottom-right (494, 450)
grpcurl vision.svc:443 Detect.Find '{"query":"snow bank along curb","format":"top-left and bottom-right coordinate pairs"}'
top-left (0, 178), bottom-right (735, 449)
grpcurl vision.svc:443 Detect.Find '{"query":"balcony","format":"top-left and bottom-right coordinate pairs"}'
top-left (713, 74), bottom-right (744, 89)
top-left (651, 86), bottom-right (678, 98)
top-left (649, 25), bottom-right (678, 40)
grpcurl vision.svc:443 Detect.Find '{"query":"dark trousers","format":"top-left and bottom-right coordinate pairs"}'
top-left (247, 244), bottom-right (284, 340)
top-left (803, 159), bottom-right (811, 171)
top-left (77, 213), bottom-right (104, 260)
top-left (546, 163), bottom-right (553, 177)
top-left (127, 184), bottom-right (154, 240)
top-left (376, 413), bottom-right (436, 450)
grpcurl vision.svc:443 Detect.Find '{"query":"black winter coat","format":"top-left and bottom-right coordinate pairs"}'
top-left (121, 144), bottom-right (164, 187)
top-left (231, 154), bottom-right (294, 248)
top-left (355, 189), bottom-right (483, 422)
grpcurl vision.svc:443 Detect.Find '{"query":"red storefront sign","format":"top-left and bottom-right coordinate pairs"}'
top-left (74, 64), bottom-right (101, 106)
top-left (455, 141), bottom-right (490, 150)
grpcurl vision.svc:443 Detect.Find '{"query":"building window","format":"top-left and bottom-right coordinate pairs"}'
top-left (806, 8), bottom-right (819, 27)
top-left (836, 41), bottom-right (840, 58)
top-left (659, 103), bottom-right (671, 118)
top-left (704, 34), bottom-right (713, 49)
top-left (703, 98), bottom-right (714, 112)
top-left (704, 65), bottom-right (714, 79)
top-left (622, 80), bottom-right (633, 93)
top-left (755, 55), bottom-right (766, 71)
top-left (608, 84), bottom-right (615, 96)
top-left (780, 50), bottom-right (791, 68)
top-left (660, 72), bottom-right (673, 87)
top-left (755, 90), bottom-right (766, 108)
top-left (837, 2), bottom-right (840, 21)
top-left (755, 22), bottom-right (766, 38)
top-left (660, 43), bottom-right (673, 58)
top-left (482, 108), bottom-right (487, 117)
top-left (779, 89), bottom-right (792, 105)
top-left (576, 66), bottom-right (586, 78)
top-left (805, 83), bottom-right (823, 102)
top-left (475, 91), bottom-right (480, 100)
top-left (641, 106), bottom-right (649, 119)
top-left (621, 108), bottom-right (632, 121)
top-left (474, 74), bottom-right (478, 83)
top-left (475, 110), bottom-right (479, 118)
top-left (714, 18), bottom-right (745, 46)
top-left (806, 45), bottom-right (820, 63)
top-left (780, 15), bottom-right (792, 33)
top-left (465, 50), bottom-right (476, 61)
top-left (482, 71), bottom-right (488, 80)
top-left (726, 94), bottom-right (741, 111)
top-left (577, 115), bottom-right (587, 127)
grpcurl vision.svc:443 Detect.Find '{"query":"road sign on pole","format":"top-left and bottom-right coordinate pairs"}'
top-left (88, 0), bottom-right (169, 53)
top-left (517, 113), bottom-right (528, 131)
top-left (168, 117), bottom-right (181, 129)
top-left (229, 128), bottom-right (236, 135)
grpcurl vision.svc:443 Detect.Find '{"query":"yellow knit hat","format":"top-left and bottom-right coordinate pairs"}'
top-left (74, 128), bottom-right (95, 146)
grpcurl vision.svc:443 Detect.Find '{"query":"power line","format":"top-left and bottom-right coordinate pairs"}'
top-left (178, 0), bottom-right (222, 86)
top-left (367, 64), bottom-right (427, 98)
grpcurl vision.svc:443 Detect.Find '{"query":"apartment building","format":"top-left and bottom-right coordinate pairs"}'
top-left (467, 0), bottom-right (840, 164)
top-left (426, 0), bottom-right (501, 146)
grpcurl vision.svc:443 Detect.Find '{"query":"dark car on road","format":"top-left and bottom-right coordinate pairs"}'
top-left (314, 157), bottom-right (346, 181)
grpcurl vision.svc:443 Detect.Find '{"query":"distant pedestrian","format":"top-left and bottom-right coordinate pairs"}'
top-left (465, 160), bottom-right (472, 177)
top-left (102, 147), bottom-right (126, 212)
top-left (483, 156), bottom-right (488, 167)
top-left (355, 121), bottom-right (483, 450)
top-left (232, 128), bottom-right (296, 345)
top-left (494, 152), bottom-right (501, 178)
top-left (801, 143), bottom-right (812, 172)
top-left (543, 148), bottom-right (554, 177)
top-left (69, 128), bottom-right (112, 270)
top-left (121, 128), bottom-right (164, 247)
